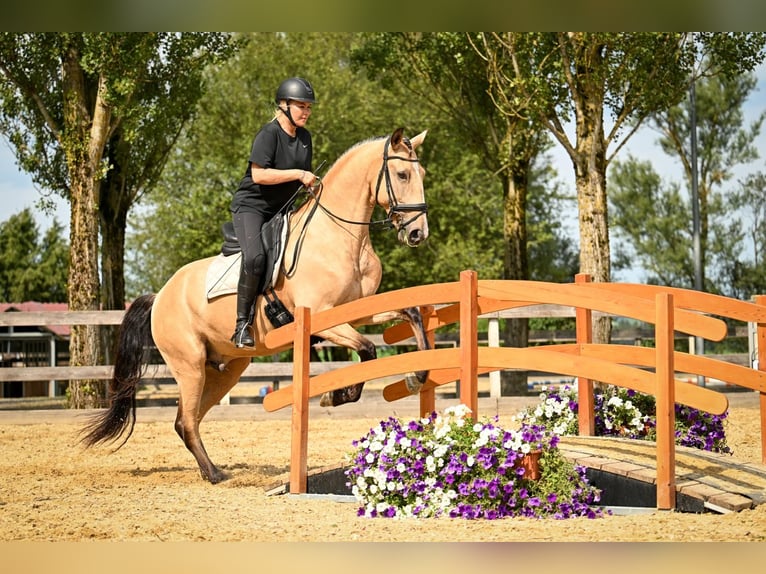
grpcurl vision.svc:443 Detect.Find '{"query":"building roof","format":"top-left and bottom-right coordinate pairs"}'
top-left (0, 302), bottom-right (70, 337)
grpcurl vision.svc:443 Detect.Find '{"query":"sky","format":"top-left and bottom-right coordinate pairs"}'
top-left (1, 61), bottom-right (766, 284)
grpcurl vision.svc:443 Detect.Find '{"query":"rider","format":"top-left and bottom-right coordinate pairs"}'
top-left (230, 77), bottom-right (318, 348)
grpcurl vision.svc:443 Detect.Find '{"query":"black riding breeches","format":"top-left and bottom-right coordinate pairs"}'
top-left (232, 210), bottom-right (268, 279)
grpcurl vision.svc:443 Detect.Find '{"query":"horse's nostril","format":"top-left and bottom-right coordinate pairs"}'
top-left (409, 229), bottom-right (424, 245)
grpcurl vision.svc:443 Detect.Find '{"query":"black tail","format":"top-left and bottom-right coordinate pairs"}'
top-left (80, 293), bottom-right (156, 450)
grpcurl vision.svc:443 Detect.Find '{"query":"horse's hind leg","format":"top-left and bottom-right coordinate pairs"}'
top-left (198, 357), bottom-right (250, 419)
top-left (168, 357), bottom-right (226, 484)
top-left (172, 358), bottom-right (250, 483)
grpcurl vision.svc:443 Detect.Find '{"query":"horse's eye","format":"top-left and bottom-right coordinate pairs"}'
top-left (397, 171), bottom-right (409, 181)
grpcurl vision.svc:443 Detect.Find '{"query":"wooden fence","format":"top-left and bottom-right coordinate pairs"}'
top-left (0, 304), bottom-right (752, 398)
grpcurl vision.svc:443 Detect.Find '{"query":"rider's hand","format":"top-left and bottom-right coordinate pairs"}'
top-left (300, 170), bottom-right (316, 188)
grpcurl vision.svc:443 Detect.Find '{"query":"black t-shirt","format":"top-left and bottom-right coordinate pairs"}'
top-left (230, 119), bottom-right (312, 215)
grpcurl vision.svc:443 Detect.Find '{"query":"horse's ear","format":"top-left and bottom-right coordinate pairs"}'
top-left (391, 127), bottom-right (404, 147)
top-left (410, 130), bottom-right (427, 150)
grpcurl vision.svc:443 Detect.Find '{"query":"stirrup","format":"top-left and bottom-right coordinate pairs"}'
top-left (232, 321), bottom-right (254, 348)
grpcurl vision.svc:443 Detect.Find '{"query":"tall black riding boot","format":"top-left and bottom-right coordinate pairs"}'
top-left (231, 273), bottom-right (259, 348)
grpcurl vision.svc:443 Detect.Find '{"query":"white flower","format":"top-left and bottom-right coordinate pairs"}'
top-left (607, 396), bottom-right (623, 408)
top-left (445, 404), bottom-right (472, 418)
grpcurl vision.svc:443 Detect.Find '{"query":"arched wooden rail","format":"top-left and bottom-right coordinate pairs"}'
top-left (261, 270), bottom-right (766, 509)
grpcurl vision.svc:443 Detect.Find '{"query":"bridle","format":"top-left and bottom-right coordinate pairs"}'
top-left (305, 134), bottom-right (428, 229)
top-left (374, 135), bottom-right (428, 229)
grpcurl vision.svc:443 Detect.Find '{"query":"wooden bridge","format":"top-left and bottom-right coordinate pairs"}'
top-left (257, 271), bottom-right (766, 511)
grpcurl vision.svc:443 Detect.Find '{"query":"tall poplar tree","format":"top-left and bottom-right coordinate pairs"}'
top-left (0, 32), bottom-right (238, 407)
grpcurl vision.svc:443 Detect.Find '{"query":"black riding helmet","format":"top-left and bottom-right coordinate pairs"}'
top-left (275, 77), bottom-right (316, 104)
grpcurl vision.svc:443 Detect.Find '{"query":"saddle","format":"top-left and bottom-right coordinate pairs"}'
top-left (205, 213), bottom-right (294, 328)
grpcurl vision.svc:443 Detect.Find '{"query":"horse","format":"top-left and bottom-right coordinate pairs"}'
top-left (81, 127), bottom-right (431, 484)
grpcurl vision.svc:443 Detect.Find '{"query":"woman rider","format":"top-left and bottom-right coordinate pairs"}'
top-left (229, 77), bottom-right (318, 347)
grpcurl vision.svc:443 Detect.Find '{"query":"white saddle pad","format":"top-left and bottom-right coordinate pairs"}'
top-left (204, 215), bottom-right (289, 301)
top-left (205, 253), bottom-right (242, 300)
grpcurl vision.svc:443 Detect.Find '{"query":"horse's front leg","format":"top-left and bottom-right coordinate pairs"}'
top-left (354, 306), bottom-right (432, 395)
top-left (397, 307), bottom-right (431, 393)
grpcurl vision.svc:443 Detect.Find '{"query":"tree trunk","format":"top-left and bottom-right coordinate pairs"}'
top-left (99, 131), bottom-right (131, 365)
top-left (62, 43), bottom-right (112, 408)
top-left (500, 130), bottom-right (531, 396)
top-left (573, 100), bottom-right (612, 345)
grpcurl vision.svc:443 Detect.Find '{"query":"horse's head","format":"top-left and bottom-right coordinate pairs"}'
top-left (378, 128), bottom-right (429, 247)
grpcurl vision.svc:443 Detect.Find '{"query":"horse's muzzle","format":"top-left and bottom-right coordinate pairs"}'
top-left (400, 226), bottom-right (428, 247)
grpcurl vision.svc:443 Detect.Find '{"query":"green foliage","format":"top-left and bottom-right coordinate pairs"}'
top-left (609, 158), bottom-right (695, 286)
top-left (726, 171), bottom-right (766, 300)
top-left (0, 33), bottom-right (239, 197)
top-left (610, 70), bottom-right (765, 296)
top-left (128, 32), bottom-right (546, 295)
top-left (0, 209), bottom-right (68, 302)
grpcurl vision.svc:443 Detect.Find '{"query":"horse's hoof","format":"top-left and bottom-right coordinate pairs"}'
top-left (404, 372), bottom-right (423, 395)
top-left (319, 392), bottom-right (333, 407)
top-left (204, 468), bottom-right (226, 484)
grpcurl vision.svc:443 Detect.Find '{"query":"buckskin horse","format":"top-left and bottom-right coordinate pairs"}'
top-left (81, 128), bottom-right (431, 483)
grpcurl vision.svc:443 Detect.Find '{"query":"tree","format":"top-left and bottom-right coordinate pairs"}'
top-left (0, 209), bottom-right (68, 303)
top-left (611, 70), bottom-right (764, 296)
top-left (478, 32), bottom-right (766, 343)
top-left (610, 158), bottom-right (702, 286)
top-left (729, 172), bottom-right (766, 299)
top-left (649, 69), bottom-right (765, 292)
top-left (0, 33), bottom-right (238, 407)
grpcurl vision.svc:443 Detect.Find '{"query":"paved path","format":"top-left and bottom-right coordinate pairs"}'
top-left (559, 435), bottom-right (766, 513)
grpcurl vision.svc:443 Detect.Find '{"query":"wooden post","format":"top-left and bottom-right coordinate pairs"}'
top-left (459, 270), bottom-right (478, 419)
top-left (756, 295), bottom-right (766, 465)
top-left (487, 317), bottom-right (501, 398)
top-left (419, 305), bottom-right (436, 418)
top-left (655, 292), bottom-right (676, 510)
top-left (290, 306), bottom-right (311, 494)
top-left (575, 273), bottom-right (595, 435)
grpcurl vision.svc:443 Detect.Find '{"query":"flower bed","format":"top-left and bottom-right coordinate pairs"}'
top-left (515, 384), bottom-right (731, 454)
top-left (345, 404), bottom-right (604, 519)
